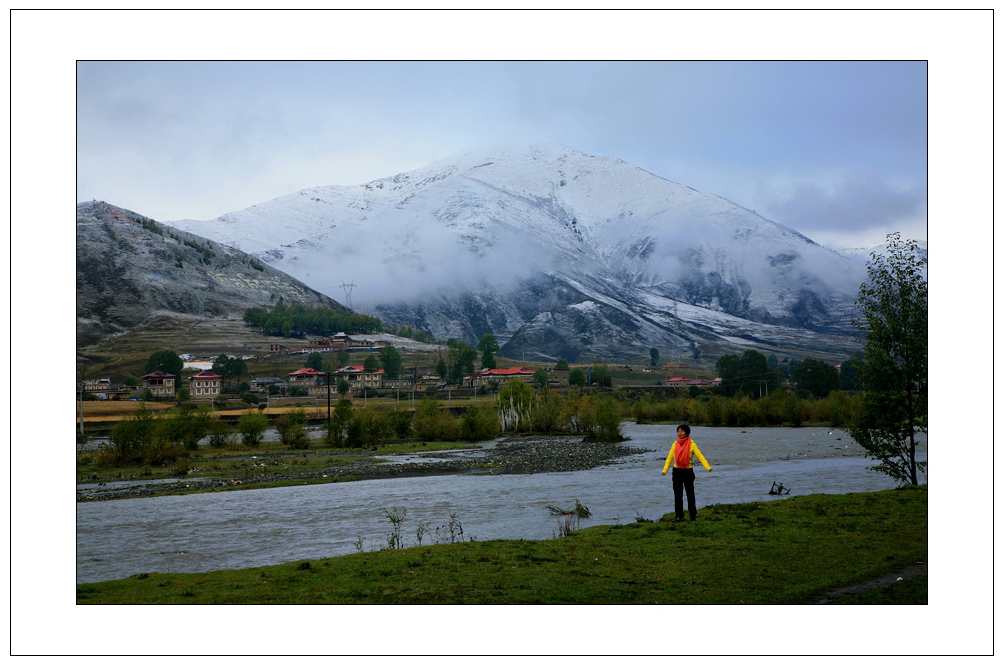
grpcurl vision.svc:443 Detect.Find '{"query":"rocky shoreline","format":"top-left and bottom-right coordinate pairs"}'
top-left (76, 436), bottom-right (652, 502)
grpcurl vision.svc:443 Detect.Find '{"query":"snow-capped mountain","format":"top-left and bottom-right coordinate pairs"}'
top-left (164, 143), bottom-right (868, 362)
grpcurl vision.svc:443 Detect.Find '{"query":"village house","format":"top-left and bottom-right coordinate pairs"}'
top-left (299, 332), bottom-right (355, 354)
top-left (83, 378), bottom-right (112, 393)
top-left (142, 371), bottom-right (176, 397)
top-left (463, 366), bottom-right (535, 388)
top-left (188, 370), bottom-right (222, 400)
top-left (81, 378), bottom-right (132, 400)
top-left (251, 377), bottom-right (287, 394)
top-left (335, 365), bottom-right (384, 394)
top-left (287, 367), bottom-right (329, 397)
top-left (269, 343), bottom-right (287, 354)
top-left (666, 376), bottom-right (721, 389)
top-left (382, 373), bottom-right (443, 392)
top-left (546, 367), bottom-right (570, 388)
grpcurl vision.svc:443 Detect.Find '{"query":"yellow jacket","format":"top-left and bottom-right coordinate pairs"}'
top-left (662, 440), bottom-right (712, 474)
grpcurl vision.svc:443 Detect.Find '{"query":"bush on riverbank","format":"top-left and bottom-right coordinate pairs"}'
top-left (100, 406), bottom-right (209, 466)
top-left (76, 486), bottom-right (927, 604)
top-left (632, 390), bottom-right (861, 428)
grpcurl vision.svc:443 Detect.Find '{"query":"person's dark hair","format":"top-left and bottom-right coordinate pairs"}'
top-left (677, 423), bottom-right (691, 436)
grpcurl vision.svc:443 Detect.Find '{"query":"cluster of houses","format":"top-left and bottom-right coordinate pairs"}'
top-left (268, 333), bottom-right (384, 356)
top-left (665, 376), bottom-right (722, 389)
top-left (82, 362), bottom-right (574, 402)
top-left (83, 368), bottom-right (721, 401)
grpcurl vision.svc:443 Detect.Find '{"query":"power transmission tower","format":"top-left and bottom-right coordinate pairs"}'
top-left (340, 281), bottom-right (356, 310)
top-left (194, 290), bottom-right (208, 319)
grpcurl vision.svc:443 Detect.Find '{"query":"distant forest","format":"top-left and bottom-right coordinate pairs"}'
top-left (242, 301), bottom-right (383, 337)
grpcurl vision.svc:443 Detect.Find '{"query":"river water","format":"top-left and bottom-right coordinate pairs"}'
top-left (76, 423), bottom-right (927, 583)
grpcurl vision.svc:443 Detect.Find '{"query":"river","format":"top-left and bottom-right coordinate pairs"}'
top-left (76, 423), bottom-right (927, 583)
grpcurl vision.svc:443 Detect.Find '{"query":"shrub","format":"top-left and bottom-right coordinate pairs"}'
top-left (275, 409), bottom-right (309, 449)
top-left (207, 419), bottom-right (231, 448)
top-left (459, 403), bottom-right (500, 441)
top-left (238, 411), bottom-right (269, 447)
top-left (579, 395), bottom-right (624, 442)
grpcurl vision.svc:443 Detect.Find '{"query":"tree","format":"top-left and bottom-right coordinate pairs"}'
top-left (578, 395), bottom-right (624, 442)
top-left (792, 359), bottom-right (840, 399)
top-left (591, 363), bottom-right (612, 387)
top-left (227, 356), bottom-right (247, 387)
top-left (305, 352), bottom-right (324, 371)
top-left (237, 411), bottom-right (269, 447)
top-left (327, 399), bottom-right (353, 446)
top-left (555, 358), bottom-right (569, 370)
top-left (532, 368), bottom-right (550, 390)
top-left (477, 334), bottom-right (499, 370)
top-left (568, 368), bottom-right (586, 386)
top-left (715, 350), bottom-right (780, 398)
top-left (363, 354), bottom-right (380, 372)
top-left (436, 357), bottom-right (448, 379)
top-left (378, 345), bottom-right (403, 379)
top-left (848, 233), bottom-right (927, 486)
top-left (145, 350), bottom-right (183, 378)
top-left (275, 409), bottom-right (309, 449)
top-left (649, 348), bottom-right (660, 367)
top-left (212, 353), bottom-right (246, 392)
top-left (446, 341), bottom-right (477, 385)
top-left (840, 352), bottom-right (865, 390)
top-left (207, 419), bottom-right (231, 448)
top-left (212, 353), bottom-right (230, 380)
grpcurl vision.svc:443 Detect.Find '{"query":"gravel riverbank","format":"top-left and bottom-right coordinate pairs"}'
top-left (76, 436), bottom-right (652, 502)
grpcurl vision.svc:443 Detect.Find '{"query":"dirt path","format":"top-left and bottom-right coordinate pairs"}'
top-left (812, 562), bottom-right (927, 603)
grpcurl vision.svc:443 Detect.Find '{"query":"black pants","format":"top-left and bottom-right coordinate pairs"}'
top-left (672, 467), bottom-right (697, 520)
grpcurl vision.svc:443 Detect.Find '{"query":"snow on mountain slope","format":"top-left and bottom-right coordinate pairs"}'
top-left (164, 142), bottom-right (867, 361)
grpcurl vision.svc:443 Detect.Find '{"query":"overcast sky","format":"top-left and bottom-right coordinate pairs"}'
top-left (76, 59), bottom-right (926, 250)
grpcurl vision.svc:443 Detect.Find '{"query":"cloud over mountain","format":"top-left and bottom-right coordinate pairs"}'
top-left (163, 142), bottom-right (868, 361)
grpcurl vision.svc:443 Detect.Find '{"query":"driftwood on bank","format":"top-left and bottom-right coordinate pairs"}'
top-left (546, 499), bottom-right (591, 518)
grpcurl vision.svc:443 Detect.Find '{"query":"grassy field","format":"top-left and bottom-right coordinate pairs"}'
top-left (76, 486), bottom-right (927, 604)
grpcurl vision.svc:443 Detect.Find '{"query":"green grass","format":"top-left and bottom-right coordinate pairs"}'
top-left (77, 486), bottom-right (926, 604)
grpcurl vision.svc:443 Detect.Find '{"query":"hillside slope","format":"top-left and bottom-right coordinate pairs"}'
top-left (76, 201), bottom-right (345, 346)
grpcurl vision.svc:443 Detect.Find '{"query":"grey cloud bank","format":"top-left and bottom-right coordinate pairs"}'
top-left (76, 54), bottom-right (929, 252)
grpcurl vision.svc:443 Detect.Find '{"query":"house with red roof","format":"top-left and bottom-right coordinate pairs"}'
top-left (464, 366), bottom-right (535, 388)
top-left (189, 370), bottom-right (222, 400)
top-left (142, 371), bottom-right (176, 397)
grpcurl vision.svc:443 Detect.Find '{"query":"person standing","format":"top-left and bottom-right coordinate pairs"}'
top-left (661, 424), bottom-right (712, 521)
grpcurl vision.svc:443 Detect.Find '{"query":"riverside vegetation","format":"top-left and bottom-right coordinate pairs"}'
top-left (76, 486), bottom-right (927, 604)
top-left (78, 385), bottom-right (870, 498)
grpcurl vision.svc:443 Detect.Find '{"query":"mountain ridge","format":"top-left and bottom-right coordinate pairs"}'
top-left (155, 142), bottom-right (867, 361)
